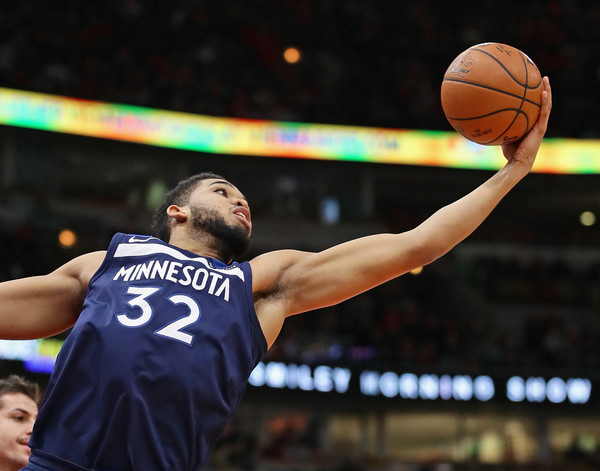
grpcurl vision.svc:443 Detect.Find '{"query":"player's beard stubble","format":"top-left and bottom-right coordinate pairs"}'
top-left (189, 205), bottom-right (250, 262)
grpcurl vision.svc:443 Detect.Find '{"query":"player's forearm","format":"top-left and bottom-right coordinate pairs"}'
top-left (414, 159), bottom-right (529, 262)
top-left (418, 77), bottom-right (550, 262)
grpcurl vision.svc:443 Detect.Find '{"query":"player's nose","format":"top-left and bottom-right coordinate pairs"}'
top-left (234, 198), bottom-right (249, 210)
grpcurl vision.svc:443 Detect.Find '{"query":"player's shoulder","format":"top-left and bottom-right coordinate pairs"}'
top-left (59, 251), bottom-right (107, 272)
top-left (53, 251), bottom-right (107, 289)
top-left (249, 249), bottom-right (309, 294)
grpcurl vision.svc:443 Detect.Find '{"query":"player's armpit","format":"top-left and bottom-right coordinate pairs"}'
top-left (0, 251), bottom-right (106, 339)
top-left (251, 249), bottom-right (327, 347)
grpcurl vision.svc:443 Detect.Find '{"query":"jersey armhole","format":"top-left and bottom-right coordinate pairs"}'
top-left (242, 261), bottom-right (268, 356)
top-left (86, 232), bottom-right (126, 291)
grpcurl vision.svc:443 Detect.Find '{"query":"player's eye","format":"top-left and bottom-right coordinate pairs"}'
top-left (215, 187), bottom-right (228, 196)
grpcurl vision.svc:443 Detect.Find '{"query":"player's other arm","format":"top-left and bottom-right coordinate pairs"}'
top-left (0, 251), bottom-right (106, 339)
top-left (252, 78), bottom-right (551, 347)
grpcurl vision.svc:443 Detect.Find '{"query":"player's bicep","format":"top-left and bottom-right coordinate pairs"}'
top-left (276, 236), bottom-right (402, 315)
top-left (252, 233), bottom-right (428, 318)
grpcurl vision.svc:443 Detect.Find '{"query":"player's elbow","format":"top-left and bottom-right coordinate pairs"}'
top-left (404, 231), bottom-right (455, 269)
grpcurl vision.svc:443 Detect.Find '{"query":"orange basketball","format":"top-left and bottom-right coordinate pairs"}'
top-left (440, 42), bottom-right (543, 145)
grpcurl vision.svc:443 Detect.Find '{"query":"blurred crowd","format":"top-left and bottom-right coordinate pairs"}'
top-left (0, 0), bottom-right (599, 137)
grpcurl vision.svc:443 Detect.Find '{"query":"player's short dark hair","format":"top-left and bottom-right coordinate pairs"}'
top-left (0, 375), bottom-right (41, 406)
top-left (151, 172), bottom-right (226, 242)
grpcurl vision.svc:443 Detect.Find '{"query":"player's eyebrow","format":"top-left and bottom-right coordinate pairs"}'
top-left (209, 180), bottom-right (247, 201)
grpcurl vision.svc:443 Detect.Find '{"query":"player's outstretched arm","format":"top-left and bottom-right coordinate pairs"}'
top-left (251, 78), bottom-right (552, 348)
top-left (0, 251), bottom-right (106, 339)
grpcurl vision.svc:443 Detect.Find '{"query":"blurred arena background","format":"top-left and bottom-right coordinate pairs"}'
top-left (1, 1), bottom-right (600, 470)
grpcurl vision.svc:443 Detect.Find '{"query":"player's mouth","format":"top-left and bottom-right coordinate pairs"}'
top-left (18, 439), bottom-right (31, 451)
top-left (232, 207), bottom-right (252, 230)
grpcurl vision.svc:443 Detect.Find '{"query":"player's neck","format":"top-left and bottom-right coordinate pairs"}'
top-left (168, 231), bottom-right (229, 263)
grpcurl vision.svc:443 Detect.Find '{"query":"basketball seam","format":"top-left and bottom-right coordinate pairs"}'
top-left (490, 50), bottom-right (527, 144)
top-left (447, 109), bottom-right (529, 145)
top-left (483, 109), bottom-right (528, 144)
top-left (441, 78), bottom-right (541, 108)
top-left (470, 46), bottom-right (542, 90)
top-left (482, 49), bottom-right (534, 144)
top-left (446, 108), bottom-right (528, 121)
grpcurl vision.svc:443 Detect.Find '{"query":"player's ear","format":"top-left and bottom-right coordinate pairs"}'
top-left (166, 204), bottom-right (188, 223)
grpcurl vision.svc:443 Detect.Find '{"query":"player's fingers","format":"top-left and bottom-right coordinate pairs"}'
top-left (526, 77), bottom-right (552, 141)
top-left (535, 76), bottom-right (552, 134)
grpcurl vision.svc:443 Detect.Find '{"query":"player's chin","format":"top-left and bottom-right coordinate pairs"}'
top-left (229, 220), bottom-right (252, 244)
top-left (236, 218), bottom-right (252, 235)
top-left (18, 450), bottom-right (31, 466)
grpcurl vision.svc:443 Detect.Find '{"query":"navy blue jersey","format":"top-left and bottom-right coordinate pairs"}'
top-left (28, 233), bottom-right (267, 471)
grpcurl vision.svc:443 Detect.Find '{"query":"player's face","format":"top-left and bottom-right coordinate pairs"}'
top-left (187, 179), bottom-right (251, 260)
top-left (0, 393), bottom-right (38, 469)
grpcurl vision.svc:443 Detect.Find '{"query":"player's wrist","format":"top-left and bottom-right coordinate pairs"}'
top-left (501, 158), bottom-right (531, 182)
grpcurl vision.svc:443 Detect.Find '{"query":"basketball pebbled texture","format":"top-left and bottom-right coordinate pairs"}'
top-left (441, 42), bottom-right (543, 145)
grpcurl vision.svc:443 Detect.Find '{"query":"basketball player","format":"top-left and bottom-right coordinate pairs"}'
top-left (0, 78), bottom-right (551, 470)
top-left (0, 375), bottom-right (39, 471)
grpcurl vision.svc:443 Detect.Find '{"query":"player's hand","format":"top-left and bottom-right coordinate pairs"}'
top-left (501, 76), bottom-right (552, 171)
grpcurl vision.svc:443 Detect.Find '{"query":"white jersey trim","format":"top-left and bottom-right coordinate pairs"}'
top-left (114, 242), bottom-right (245, 281)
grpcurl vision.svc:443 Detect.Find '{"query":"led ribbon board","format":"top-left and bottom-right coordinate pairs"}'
top-left (0, 339), bottom-right (592, 405)
top-left (0, 87), bottom-right (598, 174)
